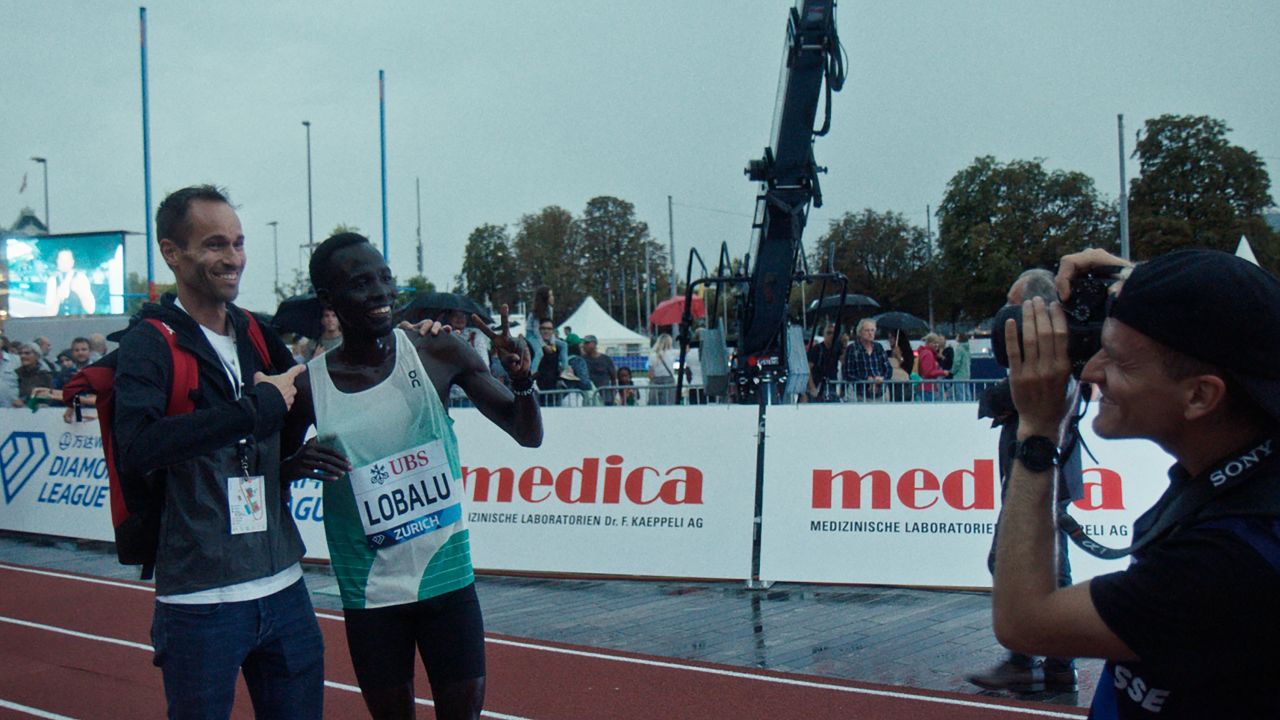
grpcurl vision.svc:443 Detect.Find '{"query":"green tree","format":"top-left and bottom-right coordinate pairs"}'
top-left (396, 274), bottom-right (435, 307)
top-left (456, 224), bottom-right (518, 308)
top-left (577, 196), bottom-right (663, 324)
top-left (513, 206), bottom-right (581, 311)
top-left (936, 156), bottom-right (1117, 322)
top-left (1129, 114), bottom-right (1277, 265)
top-left (276, 267), bottom-right (312, 300)
top-left (808, 209), bottom-right (933, 318)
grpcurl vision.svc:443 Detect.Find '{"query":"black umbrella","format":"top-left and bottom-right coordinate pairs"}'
top-left (808, 294), bottom-right (880, 314)
top-left (872, 310), bottom-right (930, 336)
top-left (397, 291), bottom-right (493, 326)
top-left (272, 294), bottom-right (325, 340)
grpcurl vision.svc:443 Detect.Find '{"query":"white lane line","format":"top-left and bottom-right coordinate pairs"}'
top-left (489, 637), bottom-right (1085, 719)
top-left (8, 565), bottom-right (1083, 718)
top-left (0, 698), bottom-right (77, 720)
top-left (0, 615), bottom-right (152, 652)
top-left (322, 613), bottom-right (1084, 719)
top-left (0, 564), bottom-right (154, 593)
top-left (0, 615), bottom-right (528, 720)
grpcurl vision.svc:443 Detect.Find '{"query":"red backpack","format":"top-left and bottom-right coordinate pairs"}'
top-left (62, 310), bottom-right (273, 579)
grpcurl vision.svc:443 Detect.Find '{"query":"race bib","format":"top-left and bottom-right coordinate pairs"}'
top-left (349, 439), bottom-right (462, 550)
top-left (227, 475), bottom-right (268, 535)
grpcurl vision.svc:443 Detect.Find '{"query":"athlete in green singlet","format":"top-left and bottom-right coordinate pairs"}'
top-left (284, 232), bottom-right (542, 720)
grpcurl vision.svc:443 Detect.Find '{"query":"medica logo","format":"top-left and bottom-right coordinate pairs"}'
top-left (1, 431), bottom-right (51, 504)
top-left (463, 454), bottom-right (704, 506)
top-left (810, 459), bottom-right (1125, 511)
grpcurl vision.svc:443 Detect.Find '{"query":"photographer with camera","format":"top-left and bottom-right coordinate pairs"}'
top-left (994, 247), bottom-right (1280, 717)
top-left (969, 269), bottom-right (1084, 694)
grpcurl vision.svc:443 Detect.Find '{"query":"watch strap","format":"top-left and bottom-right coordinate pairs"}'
top-left (1014, 435), bottom-right (1060, 472)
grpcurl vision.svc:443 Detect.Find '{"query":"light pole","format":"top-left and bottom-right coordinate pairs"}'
top-left (302, 121), bottom-right (314, 254)
top-left (1118, 114), bottom-right (1130, 260)
top-left (267, 221), bottom-right (279, 299)
top-left (30, 156), bottom-right (48, 232)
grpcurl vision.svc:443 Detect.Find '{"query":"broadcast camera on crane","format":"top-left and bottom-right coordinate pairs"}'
top-left (674, 0), bottom-right (848, 405)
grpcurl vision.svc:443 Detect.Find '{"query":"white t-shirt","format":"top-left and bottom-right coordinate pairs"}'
top-left (649, 349), bottom-right (676, 379)
top-left (685, 348), bottom-right (702, 384)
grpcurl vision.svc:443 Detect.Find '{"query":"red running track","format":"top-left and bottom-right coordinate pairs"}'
top-left (0, 563), bottom-right (1085, 719)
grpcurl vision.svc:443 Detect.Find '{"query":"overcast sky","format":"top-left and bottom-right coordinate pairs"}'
top-left (4, 1), bottom-right (1277, 314)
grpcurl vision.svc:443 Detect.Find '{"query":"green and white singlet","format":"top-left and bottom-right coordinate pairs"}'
top-left (309, 329), bottom-right (474, 609)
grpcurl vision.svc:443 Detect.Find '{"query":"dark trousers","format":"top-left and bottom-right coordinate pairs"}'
top-left (151, 578), bottom-right (325, 719)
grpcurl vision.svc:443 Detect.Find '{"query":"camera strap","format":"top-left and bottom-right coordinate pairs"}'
top-left (1059, 435), bottom-right (1280, 560)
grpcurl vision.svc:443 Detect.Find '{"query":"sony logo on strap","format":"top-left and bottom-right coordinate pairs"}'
top-left (1209, 438), bottom-right (1275, 488)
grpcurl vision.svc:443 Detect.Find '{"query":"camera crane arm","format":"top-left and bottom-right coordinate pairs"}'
top-left (739, 0), bottom-right (846, 359)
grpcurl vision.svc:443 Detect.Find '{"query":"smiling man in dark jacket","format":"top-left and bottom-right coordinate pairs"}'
top-left (113, 185), bottom-right (323, 719)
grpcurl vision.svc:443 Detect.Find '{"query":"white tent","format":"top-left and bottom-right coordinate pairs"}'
top-left (1236, 235), bottom-right (1260, 266)
top-left (558, 296), bottom-right (651, 356)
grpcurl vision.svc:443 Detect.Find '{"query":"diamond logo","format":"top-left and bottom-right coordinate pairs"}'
top-left (1, 432), bottom-right (50, 504)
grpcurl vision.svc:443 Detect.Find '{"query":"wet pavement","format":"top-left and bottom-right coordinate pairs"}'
top-left (0, 531), bottom-right (1096, 711)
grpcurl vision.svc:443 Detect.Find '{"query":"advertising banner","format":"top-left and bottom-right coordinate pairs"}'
top-left (181, 405), bottom-right (760, 579)
top-left (454, 405), bottom-right (759, 578)
top-left (0, 409), bottom-right (114, 541)
top-left (3, 402), bottom-right (1174, 588)
top-left (759, 403), bottom-right (1170, 587)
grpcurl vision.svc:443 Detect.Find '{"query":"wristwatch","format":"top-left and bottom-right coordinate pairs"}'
top-left (1013, 436), bottom-right (1060, 472)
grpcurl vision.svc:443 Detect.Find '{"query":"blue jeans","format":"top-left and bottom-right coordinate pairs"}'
top-left (151, 578), bottom-right (325, 720)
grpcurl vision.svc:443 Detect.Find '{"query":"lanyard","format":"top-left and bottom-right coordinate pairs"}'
top-left (1062, 436), bottom-right (1280, 559)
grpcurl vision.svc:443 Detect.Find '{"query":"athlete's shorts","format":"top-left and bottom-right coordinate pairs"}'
top-left (343, 583), bottom-right (486, 691)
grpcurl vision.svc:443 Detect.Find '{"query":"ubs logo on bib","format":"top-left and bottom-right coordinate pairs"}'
top-left (1, 431), bottom-right (51, 504)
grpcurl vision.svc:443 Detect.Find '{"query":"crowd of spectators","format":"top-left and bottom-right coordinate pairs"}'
top-left (801, 320), bottom-right (978, 404)
top-left (0, 332), bottom-right (98, 408)
top-left (2, 287), bottom-right (978, 412)
top-left (1, 317), bottom-right (984, 411)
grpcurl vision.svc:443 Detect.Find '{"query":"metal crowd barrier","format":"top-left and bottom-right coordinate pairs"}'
top-left (820, 378), bottom-right (1001, 404)
top-left (447, 379), bottom-right (1002, 408)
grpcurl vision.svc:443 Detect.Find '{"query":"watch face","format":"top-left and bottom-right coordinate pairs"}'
top-left (1017, 436), bottom-right (1059, 470)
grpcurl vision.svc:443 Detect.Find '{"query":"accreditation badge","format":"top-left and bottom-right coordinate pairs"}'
top-left (348, 439), bottom-right (462, 550)
top-left (227, 475), bottom-right (268, 535)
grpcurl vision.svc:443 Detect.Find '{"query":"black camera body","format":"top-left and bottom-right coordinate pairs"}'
top-left (992, 266), bottom-right (1125, 378)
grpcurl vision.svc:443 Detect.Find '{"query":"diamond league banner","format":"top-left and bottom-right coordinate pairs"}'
top-left (0, 409), bottom-right (114, 541)
top-left (758, 402), bottom-right (1171, 588)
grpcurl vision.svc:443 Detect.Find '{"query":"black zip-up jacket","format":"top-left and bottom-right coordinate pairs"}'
top-left (114, 294), bottom-right (304, 596)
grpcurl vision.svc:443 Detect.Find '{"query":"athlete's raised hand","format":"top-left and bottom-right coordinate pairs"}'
top-left (472, 304), bottom-right (533, 383)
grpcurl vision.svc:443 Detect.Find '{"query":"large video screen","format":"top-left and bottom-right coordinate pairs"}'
top-left (3, 232), bottom-right (126, 317)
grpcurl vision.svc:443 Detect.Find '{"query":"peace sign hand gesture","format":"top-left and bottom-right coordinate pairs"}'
top-left (471, 304), bottom-right (533, 383)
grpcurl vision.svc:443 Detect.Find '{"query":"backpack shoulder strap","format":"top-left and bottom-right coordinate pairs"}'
top-left (143, 318), bottom-right (197, 416)
top-left (238, 309), bottom-right (274, 372)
